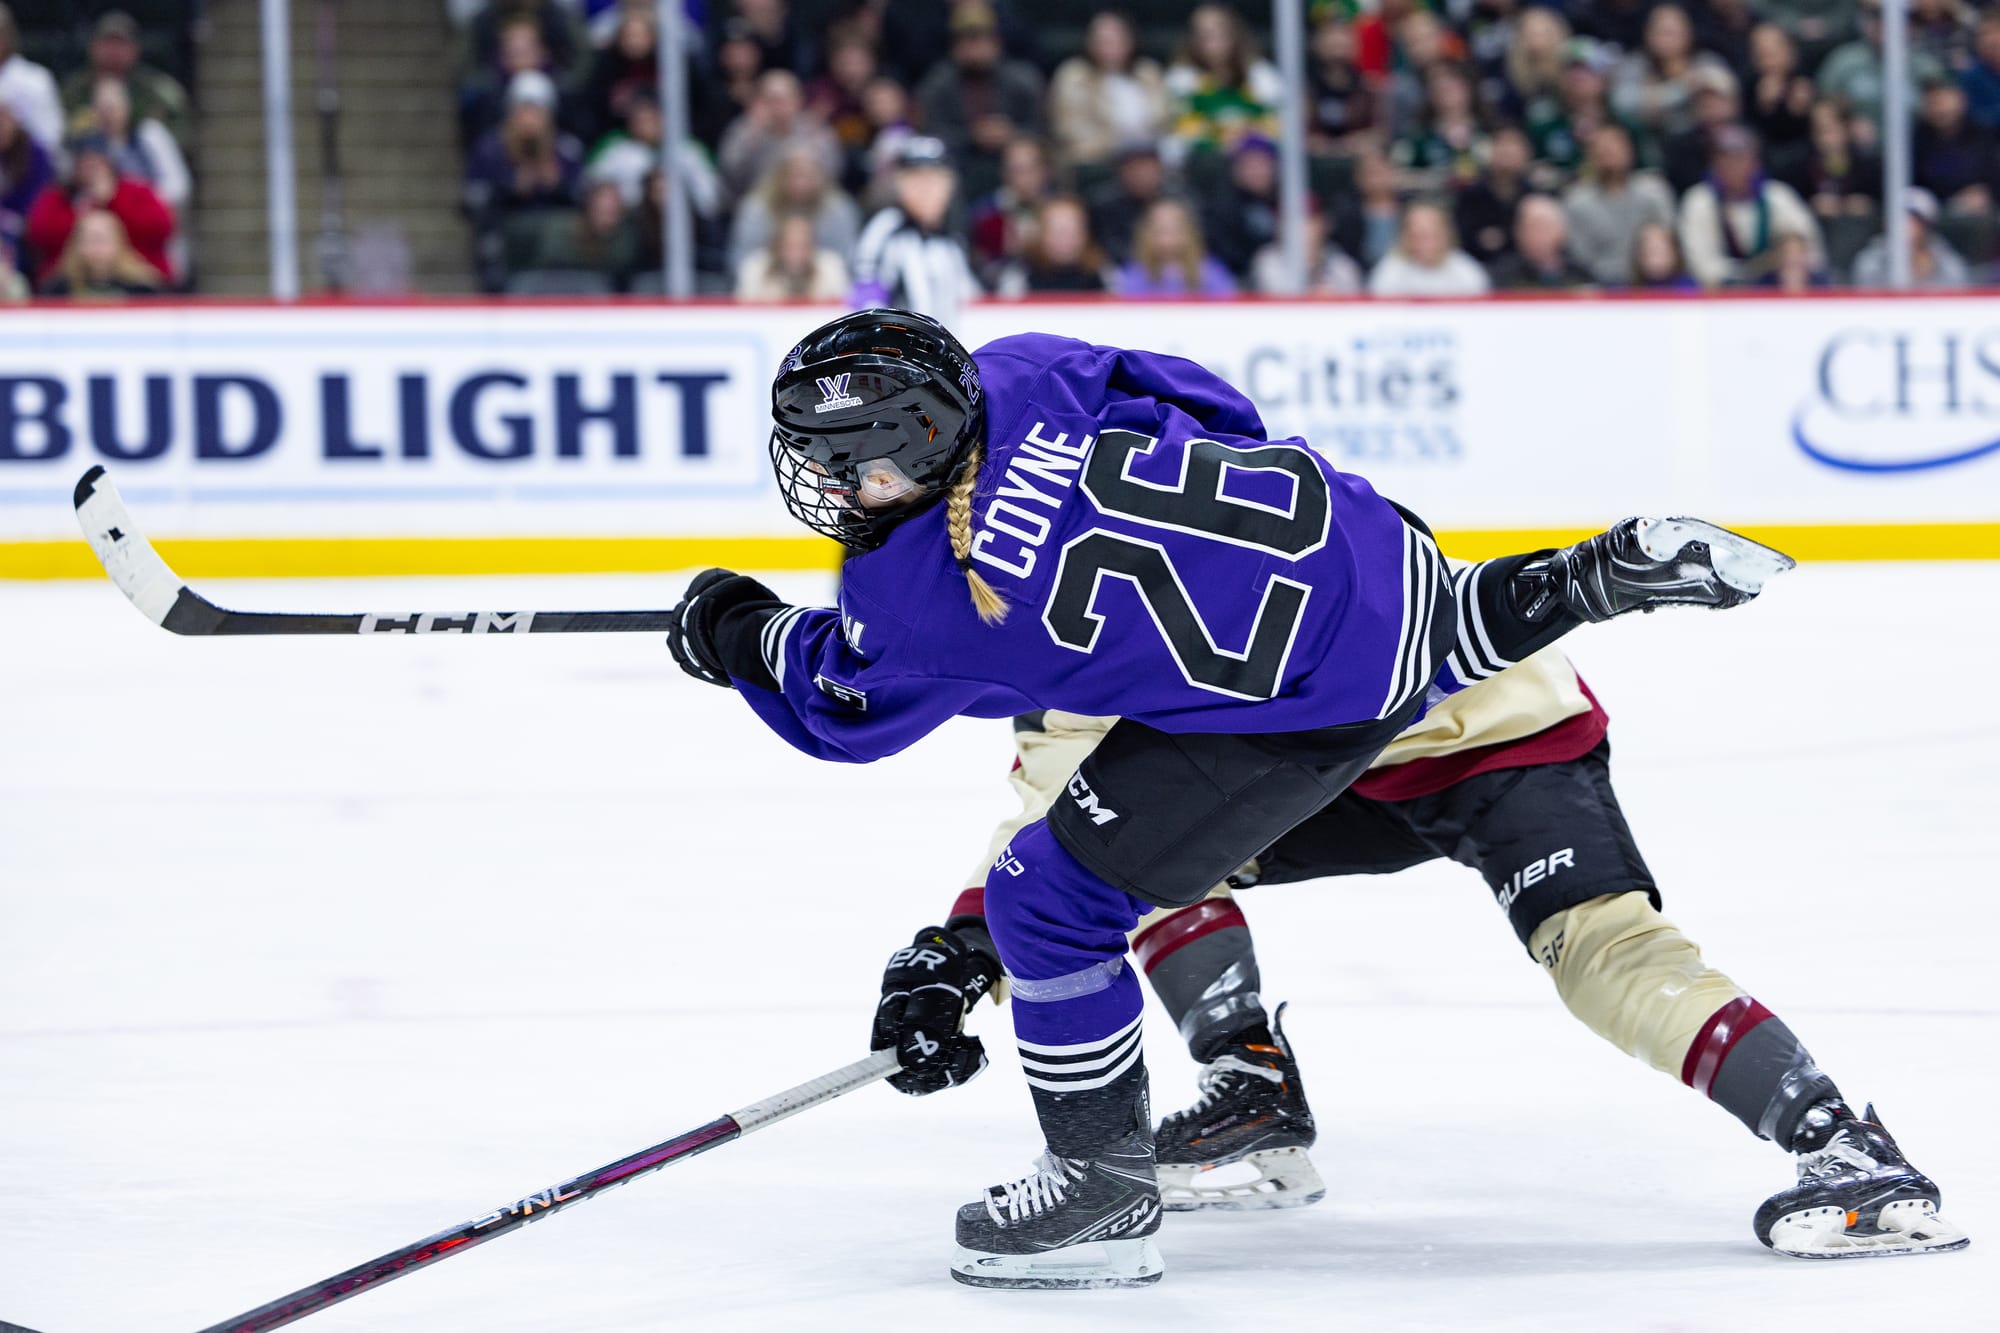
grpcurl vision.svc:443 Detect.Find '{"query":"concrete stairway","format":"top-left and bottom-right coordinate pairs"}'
top-left (194, 0), bottom-right (474, 294)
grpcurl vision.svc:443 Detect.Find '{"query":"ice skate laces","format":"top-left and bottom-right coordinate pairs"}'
top-left (987, 1153), bottom-right (1083, 1226)
top-left (1798, 1123), bottom-right (1882, 1181)
top-left (1167, 1055), bottom-right (1283, 1124)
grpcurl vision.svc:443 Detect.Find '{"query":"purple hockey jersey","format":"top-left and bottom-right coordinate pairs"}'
top-left (736, 333), bottom-right (1447, 763)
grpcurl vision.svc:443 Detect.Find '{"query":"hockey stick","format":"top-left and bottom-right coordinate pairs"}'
top-left (72, 466), bottom-right (683, 636)
top-left (187, 1046), bottom-right (901, 1333)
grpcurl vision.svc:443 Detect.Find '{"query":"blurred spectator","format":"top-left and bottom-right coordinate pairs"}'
top-left (1087, 140), bottom-right (1171, 265)
top-left (466, 0), bottom-right (583, 86)
top-left (1165, 4), bottom-right (1282, 159)
top-left (1251, 203), bottom-right (1364, 295)
top-left (1662, 65), bottom-right (1743, 194)
top-left (995, 195), bottom-right (1112, 295)
top-left (1501, 7), bottom-right (1572, 126)
top-left (878, 0), bottom-right (1041, 90)
top-left (718, 71), bottom-right (840, 206)
top-left (969, 134), bottom-right (1052, 281)
top-left (733, 0), bottom-right (814, 80)
top-left (1563, 122), bottom-right (1676, 283)
top-left (807, 25), bottom-right (880, 172)
top-left (1305, 15), bottom-right (1379, 155)
top-left (1116, 197), bottom-right (1235, 296)
top-left (462, 12), bottom-right (579, 147)
top-left (80, 79), bottom-right (189, 214)
top-left (509, 177), bottom-right (641, 287)
top-left (1611, 4), bottom-right (1735, 142)
top-left (1384, 12), bottom-right (1456, 141)
top-left (581, 6), bottom-right (659, 144)
top-left (1965, 11), bottom-right (2000, 130)
top-left (0, 236), bottom-right (25, 301)
top-left (465, 71), bottom-right (584, 291)
top-left (1850, 187), bottom-right (1973, 287)
top-left (0, 4), bottom-right (59, 150)
top-left (1048, 10), bottom-right (1171, 168)
top-left (24, 134), bottom-right (173, 288)
top-left (699, 22), bottom-right (766, 148)
top-left (1454, 123), bottom-right (1532, 267)
top-left (1913, 74), bottom-right (1996, 215)
top-left (1908, 0), bottom-right (1975, 75)
top-left (587, 92), bottom-right (723, 222)
top-left (856, 76), bottom-right (918, 207)
top-left (59, 12), bottom-right (189, 150)
top-left (1693, 0), bottom-right (1760, 84)
top-left (1525, 40), bottom-right (1623, 181)
top-left (1627, 220), bottom-right (1700, 289)
top-left (1460, 0), bottom-right (1523, 108)
top-left (736, 209), bottom-right (851, 300)
top-left (40, 207), bottom-right (161, 298)
top-left (1760, 0), bottom-right (1858, 53)
top-left (1785, 98), bottom-right (1883, 216)
top-left (1201, 134), bottom-right (1280, 278)
top-left (1818, 0), bottom-right (1945, 137)
top-left (915, 2), bottom-right (1044, 201)
top-left (729, 141), bottom-right (861, 270)
top-left (1677, 124), bottom-right (1824, 285)
top-left (1488, 194), bottom-right (1596, 289)
top-left (1354, 0), bottom-right (1420, 77)
top-left (1746, 24), bottom-right (1817, 163)
top-left (0, 95), bottom-right (52, 255)
top-left (1337, 146), bottom-right (1405, 268)
top-left (1391, 62), bottom-right (1491, 193)
top-left (850, 136), bottom-right (981, 322)
top-left (1757, 227), bottom-right (1829, 290)
top-left (1368, 199), bottom-right (1491, 295)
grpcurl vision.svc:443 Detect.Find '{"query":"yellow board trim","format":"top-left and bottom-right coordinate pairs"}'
top-left (1, 523), bottom-right (1997, 579)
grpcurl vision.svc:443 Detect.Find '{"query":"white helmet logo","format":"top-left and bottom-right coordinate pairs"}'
top-left (813, 373), bottom-right (864, 413)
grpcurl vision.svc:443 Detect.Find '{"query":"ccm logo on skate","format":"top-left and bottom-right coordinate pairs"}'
top-left (471, 1182), bottom-right (583, 1229)
top-left (1496, 848), bottom-right (1574, 910)
top-left (359, 611), bottom-right (534, 634)
top-left (1068, 774), bottom-right (1118, 825)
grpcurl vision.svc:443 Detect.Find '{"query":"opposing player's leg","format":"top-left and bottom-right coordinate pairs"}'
top-left (1396, 742), bottom-right (1967, 1258)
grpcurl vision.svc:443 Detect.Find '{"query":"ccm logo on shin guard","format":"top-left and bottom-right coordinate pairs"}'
top-left (1496, 848), bottom-right (1574, 910)
top-left (1067, 774), bottom-right (1119, 825)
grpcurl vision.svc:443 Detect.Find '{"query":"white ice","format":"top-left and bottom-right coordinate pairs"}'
top-left (2, 563), bottom-right (1995, 1332)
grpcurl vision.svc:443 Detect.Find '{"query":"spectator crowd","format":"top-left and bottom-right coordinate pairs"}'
top-left (2, 6), bottom-right (193, 300)
top-left (456, 0), bottom-right (2000, 303)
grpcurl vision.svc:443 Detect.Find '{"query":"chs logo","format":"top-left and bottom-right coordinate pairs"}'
top-left (814, 373), bottom-right (864, 413)
top-left (1795, 328), bottom-right (2000, 474)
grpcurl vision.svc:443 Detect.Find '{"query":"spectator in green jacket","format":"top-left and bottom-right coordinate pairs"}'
top-left (59, 12), bottom-right (190, 151)
top-left (1817, 0), bottom-right (1944, 138)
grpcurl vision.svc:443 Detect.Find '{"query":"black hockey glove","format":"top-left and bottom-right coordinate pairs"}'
top-left (666, 568), bottom-right (787, 691)
top-left (871, 925), bottom-right (1000, 1096)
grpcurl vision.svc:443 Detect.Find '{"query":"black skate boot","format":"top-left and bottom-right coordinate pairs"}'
top-left (1156, 1004), bottom-right (1324, 1211)
top-left (1755, 1101), bottom-right (1969, 1258)
top-left (1514, 517), bottom-right (1796, 624)
top-left (950, 1129), bottom-right (1164, 1288)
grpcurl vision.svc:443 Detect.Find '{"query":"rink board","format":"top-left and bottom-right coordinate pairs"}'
top-left (1, 295), bottom-right (1997, 574)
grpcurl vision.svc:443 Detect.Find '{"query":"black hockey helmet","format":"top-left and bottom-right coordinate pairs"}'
top-left (769, 309), bottom-right (985, 550)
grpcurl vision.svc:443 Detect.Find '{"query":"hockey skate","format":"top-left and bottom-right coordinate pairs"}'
top-left (950, 1131), bottom-right (1164, 1289)
top-left (1156, 1005), bottom-right (1325, 1212)
top-left (1517, 517), bottom-right (1796, 623)
top-left (1755, 1101), bottom-right (1969, 1258)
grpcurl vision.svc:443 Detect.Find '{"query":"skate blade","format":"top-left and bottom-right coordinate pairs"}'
top-left (950, 1235), bottom-right (1164, 1289)
top-left (1159, 1147), bottom-right (1326, 1212)
top-left (1768, 1199), bottom-right (1971, 1259)
top-left (1639, 518), bottom-right (1798, 596)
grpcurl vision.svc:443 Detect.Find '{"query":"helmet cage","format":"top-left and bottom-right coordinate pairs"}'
top-left (768, 348), bottom-right (981, 550)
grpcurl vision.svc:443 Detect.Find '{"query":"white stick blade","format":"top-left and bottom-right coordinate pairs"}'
top-left (73, 466), bottom-right (186, 627)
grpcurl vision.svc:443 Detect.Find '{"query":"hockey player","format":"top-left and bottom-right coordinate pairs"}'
top-left (884, 657), bottom-right (1967, 1261)
top-left (666, 308), bottom-right (1792, 1288)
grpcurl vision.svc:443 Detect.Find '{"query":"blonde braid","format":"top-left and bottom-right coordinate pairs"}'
top-left (946, 443), bottom-right (1008, 625)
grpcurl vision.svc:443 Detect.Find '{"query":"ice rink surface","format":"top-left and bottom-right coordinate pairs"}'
top-left (2, 562), bottom-right (1996, 1332)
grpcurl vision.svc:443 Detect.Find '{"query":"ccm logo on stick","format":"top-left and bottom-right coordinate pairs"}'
top-left (1496, 847), bottom-right (1574, 910)
top-left (359, 611), bottom-right (536, 634)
